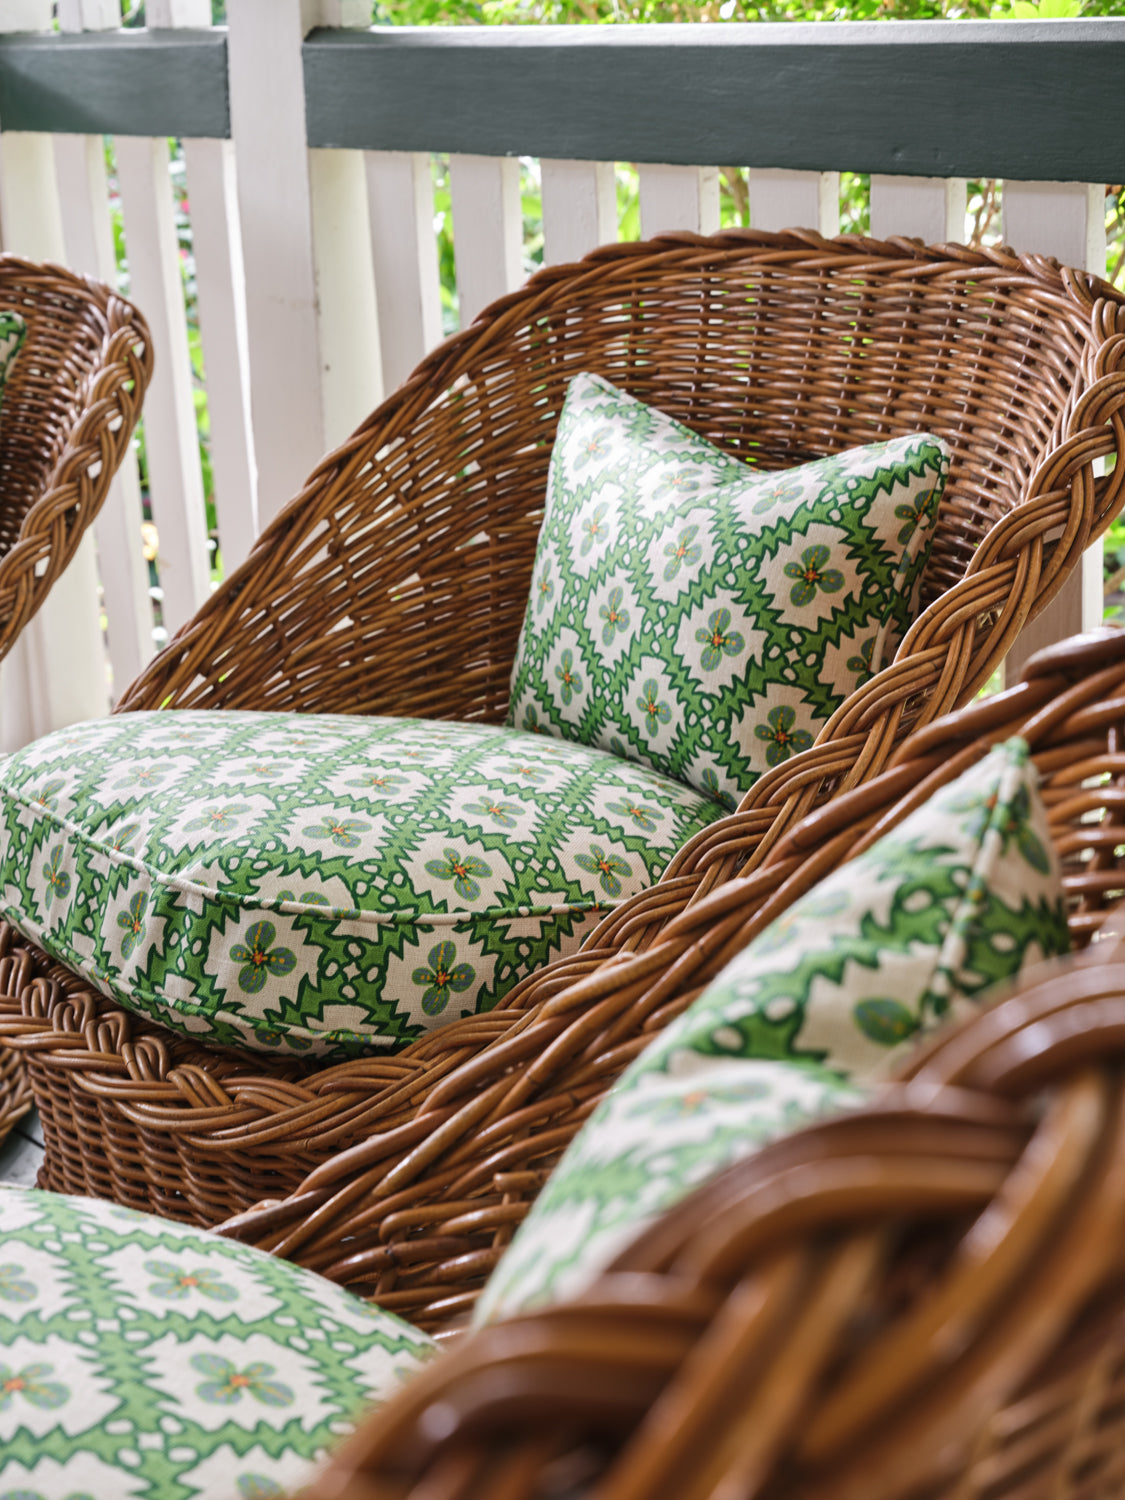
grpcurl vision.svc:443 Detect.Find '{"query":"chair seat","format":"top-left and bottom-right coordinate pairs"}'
top-left (0, 711), bottom-right (724, 1057)
top-left (0, 1184), bottom-right (433, 1499)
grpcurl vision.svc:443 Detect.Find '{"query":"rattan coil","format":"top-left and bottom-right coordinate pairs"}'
top-left (0, 256), bottom-right (151, 664)
top-left (298, 933), bottom-right (1125, 1500)
top-left (0, 1042), bottom-right (31, 1156)
top-left (2, 230), bottom-right (1124, 1277)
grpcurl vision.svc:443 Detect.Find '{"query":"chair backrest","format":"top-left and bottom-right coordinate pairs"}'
top-left (0, 255), bottom-right (151, 664)
top-left (118, 229), bottom-right (1125, 724)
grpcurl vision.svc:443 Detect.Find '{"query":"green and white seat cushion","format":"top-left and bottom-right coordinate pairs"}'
top-left (507, 372), bottom-right (950, 804)
top-left (0, 1185), bottom-right (434, 1499)
top-left (0, 712), bottom-right (725, 1057)
top-left (476, 738), bottom-right (1070, 1322)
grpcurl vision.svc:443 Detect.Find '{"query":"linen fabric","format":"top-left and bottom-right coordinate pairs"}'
top-left (507, 372), bottom-right (949, 805)
top-left (475, 738), bottom-right (1069, 1322)
top-left (0, 1185), bottom-right (434, 1500)
top-left (0, 711), bottom-right (724, 1057)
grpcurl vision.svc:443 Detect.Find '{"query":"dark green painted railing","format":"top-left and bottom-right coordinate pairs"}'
top-left (0, 19), bottom-right (1121, 179)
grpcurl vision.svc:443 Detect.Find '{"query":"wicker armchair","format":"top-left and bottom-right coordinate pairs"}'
top-left (298, 922), bottom-right (1125, 1500)
top-left (0, 255), bottom-right (151, 1154)
top-left (223, 625), bottom-right (1125, 1334)
top-left (1, 230), bottom-right (1123, 1236)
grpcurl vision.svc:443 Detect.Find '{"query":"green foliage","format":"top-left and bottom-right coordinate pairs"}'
top-left (372, 0), bottom-right (1091, 27)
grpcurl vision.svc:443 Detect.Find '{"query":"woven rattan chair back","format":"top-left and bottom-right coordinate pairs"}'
top-left (119, 230), bottom-right (1125, 723)
top-left (2, 232), bottom-right (1124, 1255)
top-left (220, 626), bottom-right (1125, 1332)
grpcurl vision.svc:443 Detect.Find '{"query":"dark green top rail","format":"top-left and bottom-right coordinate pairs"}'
top-left (1, 19), bottom-right (1122, 180)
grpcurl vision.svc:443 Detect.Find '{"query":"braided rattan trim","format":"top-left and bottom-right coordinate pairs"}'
top-left (297, 941), bottom-right (1125, 1500)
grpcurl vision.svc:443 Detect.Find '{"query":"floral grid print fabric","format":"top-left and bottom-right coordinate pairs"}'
top-left (0, 310), bottom-right (26, 404)
top-left (0, 1184), bottom-right (434, 1500)
top-left (476, 738), bottom-right (1069, 1322)
top-left (506, 371), bottom-right (950, 805)
top-left (0, 711), bottom-right (725, 1057)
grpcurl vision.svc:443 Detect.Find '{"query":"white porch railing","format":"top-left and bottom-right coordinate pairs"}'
top-left (0, 2), bottom-right (1115, 746)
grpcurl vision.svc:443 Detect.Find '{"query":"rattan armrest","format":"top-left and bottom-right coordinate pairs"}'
top-left (216, 628), bottom-right (1125, 1331)
top-left (298, 941), bottom-right (1125, 1500)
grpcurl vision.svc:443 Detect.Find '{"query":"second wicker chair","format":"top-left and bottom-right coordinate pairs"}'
top-left (0, 255), bottom-right (151, 1156)
top-left (0, 229), bottom-right (1122, 1237)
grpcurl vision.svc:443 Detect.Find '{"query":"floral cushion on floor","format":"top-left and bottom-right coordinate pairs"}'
top-left (0, 1184), bottom-right (434, 1499)
top-left (0, 711), bottom-right (724, 1057)
top-left (475, 738), bottom-right (1069, 1322)
top-left (506, 372), bottom-right (949, 804)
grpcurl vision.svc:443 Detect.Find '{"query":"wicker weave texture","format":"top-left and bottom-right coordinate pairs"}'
top-left (0, 1037), bottom-right (31, 1157)
top-left (0, 256), bottom-right (151, 665)
top-left (298, 934), bottom-right (1125, 1500)
top-left (2, 231), bottom-right (1124, 1267)
top-left (119, 230), bottom-right (1125, 731)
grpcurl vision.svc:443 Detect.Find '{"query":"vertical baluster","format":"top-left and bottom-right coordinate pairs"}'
top-left (181, 137), bottom-right (259, 575)
top-left (226, 0), bottom-right (325, 526)
top-left (56, 0), bottom-right (153, 691)
top-left (4, 0), bottom-right (63, 21)
top-left (57, 0), bottom-right (122, 24)
top-left (541, 160), bottom-right (617, 265)
top-left (1002, 181), bottom-right (1107, 675)
top-left (747, 170), bottom-right (840, 235)
top-left (0, 0), bottom-right (109, 748)
top-left (307, 3), bottom-right (382, 448)
top-left (150, 0), bottom-right (261, 578)
top-left (228, 0), bottom-right (379, 523)
top-left (365, 152), bottom-right (443, 394)
top-left (145, 0), bottom-right (210, 21)
top-left (449, 155), bottom-right (523, 328)
top-left (638, 165), bottom-right (719, 238)
top-left (114, 134), bottom-right (212, 637)
top-left (309, 146), bottom-right (382, 450)
top-left (869, 176), bottom-right (965, 243)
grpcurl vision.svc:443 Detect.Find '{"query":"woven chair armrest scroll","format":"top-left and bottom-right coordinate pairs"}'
top-left (216, 629), bottom-right (1125, 1333)
top-left (298, 950), bottom-right (1125, 1500)
top-left (0, 272), bottom-right (151, 666)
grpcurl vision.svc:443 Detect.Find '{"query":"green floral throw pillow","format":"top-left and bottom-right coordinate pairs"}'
top-left (476, 738), bottom-right (1069, 1322)
top-left (0, 310), bottom-right (26, 404)
top-left (507, 373), bottom-right (949, 806)
top-left (0, 1184), bottom-right (434, 1499)
top-left (0, 711), bottom-right (724, 1057)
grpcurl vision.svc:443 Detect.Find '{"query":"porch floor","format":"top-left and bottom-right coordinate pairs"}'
top-left (0, 1107), bottom-right (44, 1187)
